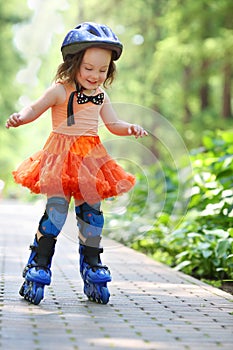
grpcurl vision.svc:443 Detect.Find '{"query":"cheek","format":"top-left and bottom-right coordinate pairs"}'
top-left (77, 67), bottom-right (86, 78)
top-left (101, 73), bottom-right (108, 82)
top-left (76, 71), bottom-right (85, 83)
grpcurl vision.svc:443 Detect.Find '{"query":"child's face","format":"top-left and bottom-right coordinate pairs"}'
top-left (77, 47), bottom-right (112, 90)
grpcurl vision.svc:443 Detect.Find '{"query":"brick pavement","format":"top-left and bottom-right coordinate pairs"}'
top-left (0, 200), bottom-right (232, 350)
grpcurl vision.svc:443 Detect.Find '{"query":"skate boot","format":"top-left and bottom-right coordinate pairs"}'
top-left (79, 243), bottom-right (111, 304)
top-left (19, 235), bottom-right (56, 305)
top-left (76, 202), bottom-right (111, 304)
top-left (19, 197), bottom-right (68, 305)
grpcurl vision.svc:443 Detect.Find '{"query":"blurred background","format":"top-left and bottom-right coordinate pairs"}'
top-left (1, 0), bottom-right (232, 195)
top-left (0, 0), bottom-right (232, 289)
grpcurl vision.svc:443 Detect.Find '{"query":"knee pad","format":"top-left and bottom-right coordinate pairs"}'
top-left (39, 197), bottom-right (69, 237)
top-left (75, 202), bottom-right (104, 241)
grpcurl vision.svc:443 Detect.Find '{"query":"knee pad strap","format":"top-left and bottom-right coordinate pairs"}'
top-left (39, 197), bottom-right (69, 237)
top-left (75, 202), bottom-right (104, 240)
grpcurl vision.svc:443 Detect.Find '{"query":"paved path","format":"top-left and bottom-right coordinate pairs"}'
top-left (0, 200), bottom-right (232, 350)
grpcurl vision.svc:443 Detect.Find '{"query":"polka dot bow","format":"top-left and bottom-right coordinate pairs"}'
top-left (77, 92), bottom-right (104, 105)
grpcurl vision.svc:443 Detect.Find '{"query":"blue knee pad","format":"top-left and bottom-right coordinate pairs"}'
top-left (75, 202), bottom-right (104, 241)
top-left (39, 197), bottom-right (69, 237)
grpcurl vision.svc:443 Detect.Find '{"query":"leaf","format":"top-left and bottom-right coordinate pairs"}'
top-left (216, 169), bottom-right (233, 180)
top-left (215, 239), bottom-right (230, 258)
top-left (176, 251), bottom-right (189, 259)
top-left (187, 232), bottom-right (202, 238)
top-left (169, 229), bottom-right (186, 241)
top-left (202, 134), bottom-right (214, 149)
top-left (197, 242), bottom-right (211, 251)
top-left (203, 229), bottom-right (229, 239)
top-left (173, 260), bottom-right (191, 271)
top-left (202, 250), bottom-right (213, 259)
top-left (228, 228), bottom-right (233, 238)
top-left (226, 254), bottom-right (233, 261)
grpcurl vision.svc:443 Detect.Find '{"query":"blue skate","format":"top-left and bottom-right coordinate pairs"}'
top-left (19, 266), bottom-right (51, 305)
top-left (79, 244), bottom-right (111, 304)
top-left (19, 197), bottom-right (68, 305)
top-left (19, 235), bottom-right (56, 305)
top-left (76, 202), bottom-right (111, 304)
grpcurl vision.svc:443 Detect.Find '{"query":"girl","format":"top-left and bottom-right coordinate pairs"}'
top-left (6, 22), bottom-right (148, 305)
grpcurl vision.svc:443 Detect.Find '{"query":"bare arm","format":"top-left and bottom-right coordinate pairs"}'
top-left (5, 84), bottom-right (66, 129)
top-left (100, 94), bottom-right (148, 138)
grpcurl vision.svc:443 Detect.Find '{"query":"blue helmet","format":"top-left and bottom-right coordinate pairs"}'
top-left (61, 22), bottom-right (123, 61)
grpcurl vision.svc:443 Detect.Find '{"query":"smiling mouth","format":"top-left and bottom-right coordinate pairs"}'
top-left (87, 80), bottom-right (97, 84)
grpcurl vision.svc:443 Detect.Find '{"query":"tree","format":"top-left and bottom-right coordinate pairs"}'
top-left (0, 1), bottom-right (30, 192)
top-left (218, 0), bottom-right (233, 118)
top-left (0, 1), bottom-right (30, 123)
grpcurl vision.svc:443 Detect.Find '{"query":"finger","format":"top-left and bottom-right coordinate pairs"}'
top-left (10, 114), bottom-right (21, 127)
top-left (140, 128), bottom-right (147, 137)
top-left (136, 126), bottom-right (144, 137)
top-left (133, 125), bottom-right (140, 134)
top-left (9, 118), bottom-right (17, 126)
top-left (6, 119), bottom-right (12, 128)
top-left (12, 114), bottom-right (21, 123)
top-left (6, 116), bottom-right (17, 128)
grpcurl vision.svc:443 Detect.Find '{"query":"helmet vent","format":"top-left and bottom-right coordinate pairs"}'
top-left (101, 26), bottom-right (109, 36)
top-left (87, 24), bottom-right (101, 37)
top-left (89, 29), bottom-right (100, 37)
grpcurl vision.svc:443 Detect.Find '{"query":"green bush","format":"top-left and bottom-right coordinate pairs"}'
top-left (106, 129), bottom-right (233, 282)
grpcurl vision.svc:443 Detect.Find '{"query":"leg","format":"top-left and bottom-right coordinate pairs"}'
top-left (75, 201), bottom-right (111, 304)
top-left (19, 196), bottom-right (69, 305)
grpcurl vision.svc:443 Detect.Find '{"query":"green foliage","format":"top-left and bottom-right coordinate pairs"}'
top-left (0, 1), bottom-right (63, 194)
top-left (106, 129), bottom-right (233, 282)
top-left (0, 1), bottom-right (30, 120)
top-left (0, 1), bottom-right (31, 192)
top-left (76, 0), bottom-right (233, 146)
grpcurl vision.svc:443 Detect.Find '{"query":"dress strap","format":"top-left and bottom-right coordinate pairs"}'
top-left (67, 82), bottom-right (80, 126)
top-left (67, 91), bottom-right (76, 126)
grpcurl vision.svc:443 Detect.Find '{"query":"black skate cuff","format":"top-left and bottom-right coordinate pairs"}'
top-left (82, 245), bottom-right (103, 257)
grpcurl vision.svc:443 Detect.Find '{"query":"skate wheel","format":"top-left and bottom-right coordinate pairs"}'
top-left (19, 282), bottom-right (26, 297)
top-left (83, 282), bottom-right (110, 304)
top-left (100, 287), bottom-right (110, 304)
top-left (20, 281), bottom-right (44, 305)
top-left (32, 286), bottom-right (44, 305)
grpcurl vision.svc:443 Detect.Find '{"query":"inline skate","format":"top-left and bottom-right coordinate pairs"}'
top-left (19, 235), bottom-right (56, 305)
top-left (79, 244), bottom-right (111, 304)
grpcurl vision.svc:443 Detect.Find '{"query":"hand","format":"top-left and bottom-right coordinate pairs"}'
top-left (128, 124), bottom-right (148, 138)
top-left (5, 113), bottom-right (23, 129)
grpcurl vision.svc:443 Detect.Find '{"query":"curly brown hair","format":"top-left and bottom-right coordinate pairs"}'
top-left (54, 50), bottom-right (116, 88)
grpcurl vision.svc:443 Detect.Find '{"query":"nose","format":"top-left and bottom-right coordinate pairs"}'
top-left (91, 71), bottom-right (99, 81)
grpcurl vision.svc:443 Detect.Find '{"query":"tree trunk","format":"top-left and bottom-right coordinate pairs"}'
top-left (200, 59), bottom-right (209, 111)
top-left (183, 66), bottom-right (192, 123)
top-left (222, 60), bottom-right (232, 118)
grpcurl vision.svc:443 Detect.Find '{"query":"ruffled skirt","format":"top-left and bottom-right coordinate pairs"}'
top-left (13, 132), bottom-right (136, 203)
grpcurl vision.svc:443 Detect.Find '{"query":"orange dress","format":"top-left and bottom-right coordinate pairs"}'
top-left (13, 83), bottom-right (136, 203)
